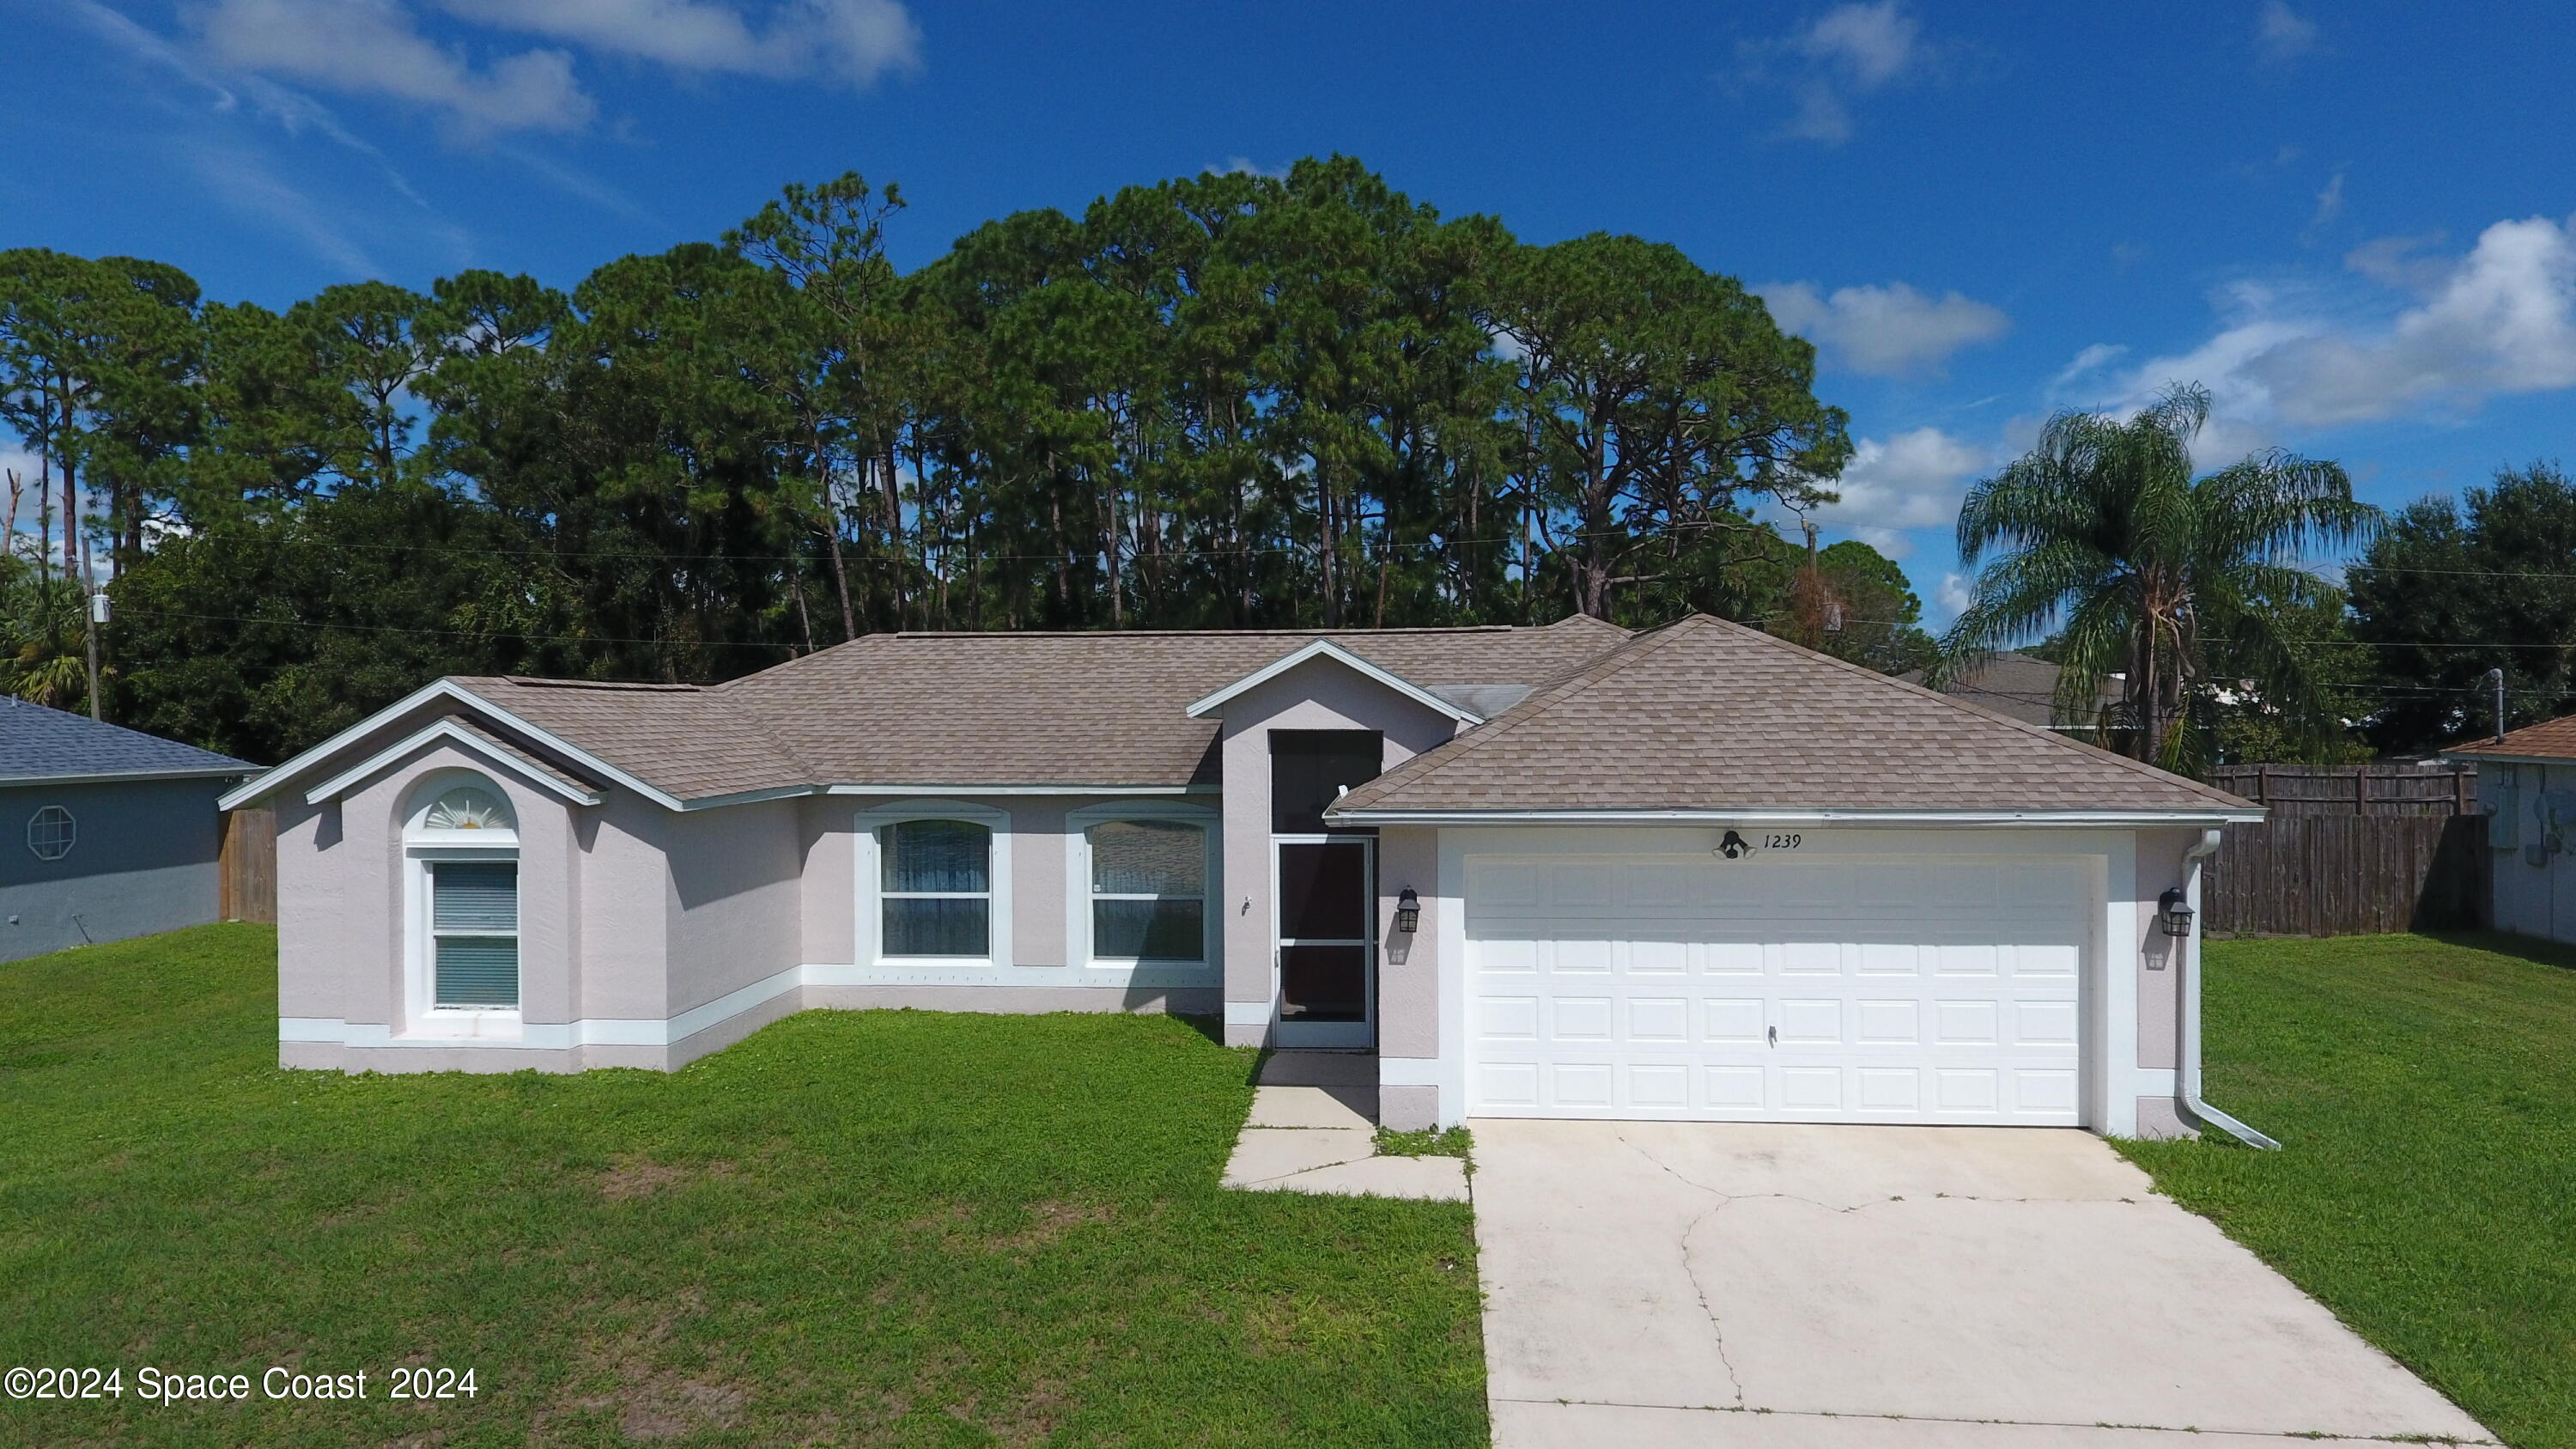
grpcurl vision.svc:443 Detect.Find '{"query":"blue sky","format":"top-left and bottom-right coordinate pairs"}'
top-left (6, 0), bottom-right (2572, 620)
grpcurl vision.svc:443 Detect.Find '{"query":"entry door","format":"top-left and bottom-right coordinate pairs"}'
top-left (1275, 837), bottom-right (1376, 1048)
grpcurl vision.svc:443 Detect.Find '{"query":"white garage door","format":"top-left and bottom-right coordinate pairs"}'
top-left (1466, 850), bottom-right (2090, 1125)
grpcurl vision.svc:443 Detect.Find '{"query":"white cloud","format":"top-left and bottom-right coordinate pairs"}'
top-left (2308, 168), bottom-right (2345, 231)
top-left (1811, 426), bottom-right (1990, 557)
top-left (2256, 1), bottom-right (2318, 62)
top-left (177, 134), bottom-right (383, 276)
top-left (1740, 2), bottom-right (1940, 147)
top-left (1935, 571), bottom-right (1976, 618)
top-left (1758, 279), bottom-right (2009, 376)
top-left (171, 0), bottom-right (919, 138)
top-left (1796, 1), bottom-right (1922, 86)
top-left (434, 0), bottom-right (921, 86)
top-left (195, 0), bottom-right (594, 137)
top-left (2051, 342), bottom-right (2128, 388)
top-left (2111, 214), bottom-right (2576, 429)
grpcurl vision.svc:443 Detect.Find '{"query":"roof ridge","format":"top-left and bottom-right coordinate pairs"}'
top-left (1678, 615), bottom-right (2252, 809)
top-left (1334, 618), bottom-right (1704, 811)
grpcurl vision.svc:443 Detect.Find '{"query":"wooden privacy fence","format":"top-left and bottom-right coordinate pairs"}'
top-left (219, 808), bottom-right (278, 925)
top-left (2202, 764), bottom-right (2488, 936)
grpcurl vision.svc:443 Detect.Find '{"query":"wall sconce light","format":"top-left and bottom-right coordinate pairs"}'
top-left (2157, 886), bottom-right (2194, 939)
top-left (1394, 887), bottom-right (1421, 934)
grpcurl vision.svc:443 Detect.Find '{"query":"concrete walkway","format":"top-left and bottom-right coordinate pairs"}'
top-left (1219, 1052), bottom-right (1469, 1202)
top-left (1472, 1119), bottom-right (2492, 1448)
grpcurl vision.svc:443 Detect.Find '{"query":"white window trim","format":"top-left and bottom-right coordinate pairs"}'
top-left (400, 773), bottom-right (524, 1041)
top-left (1066, 801), bottom-right (1221, 977)
top-left (856, 801), bottom-right (1014, 970)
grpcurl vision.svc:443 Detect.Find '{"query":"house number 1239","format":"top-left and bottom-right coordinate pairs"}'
top-left (1764, 833), bottom-right (1803, 849)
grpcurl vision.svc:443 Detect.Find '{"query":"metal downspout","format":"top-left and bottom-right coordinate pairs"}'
top-left (2176, 829), bottom-right (2281, 1149)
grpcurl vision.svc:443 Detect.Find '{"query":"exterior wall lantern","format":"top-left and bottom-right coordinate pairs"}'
top-left (2157, 886), bottom-right (2194, 938)
top-left (1394, 887), bottom-right (1421, 935)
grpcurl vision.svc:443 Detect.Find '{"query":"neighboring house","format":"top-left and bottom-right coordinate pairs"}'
top-left (223, 614), bottom-right (2263, 1138)
top-left (1898, 652), bottom-right (2117, 734)
top-left (2447, 714), bottom-right (2576, 943)
top-left (0, 698), bottom-right (261, 963)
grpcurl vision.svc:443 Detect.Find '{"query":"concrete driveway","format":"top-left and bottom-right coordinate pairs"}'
top-left (1472, 1119), bottom-right (2492, 1448)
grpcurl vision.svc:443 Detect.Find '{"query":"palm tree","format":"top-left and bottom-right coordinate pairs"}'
top-left (1938, 383), bottom-right (2378, 773)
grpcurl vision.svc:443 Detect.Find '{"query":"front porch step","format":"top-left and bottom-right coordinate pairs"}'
top-left (1254, 1050), bottom-right (1379, 1088)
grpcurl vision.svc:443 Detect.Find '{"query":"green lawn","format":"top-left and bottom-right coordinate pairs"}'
top-left (2118, 932), bottom-right (2576, 1449)
top-left (0, 925), bottom-right (1485, 1447)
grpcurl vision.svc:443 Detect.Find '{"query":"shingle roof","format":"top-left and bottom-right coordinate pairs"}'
top-left (446, 677), bottom-right (814, 802)
top-left (2445, 711), bottom-right (2576, 763)
top-left (0, 697), bottom-right (257, 784)
top-left (1330, 614), bottom-right (2255, 817)
top-left (1894, 652), bottom-right (2116, 730)
top-left (440, 617), bottom-right (1631, 801)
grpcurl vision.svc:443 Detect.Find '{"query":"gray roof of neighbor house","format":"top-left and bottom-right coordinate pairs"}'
top-left (1329, 615), bottom-right (2257, 819)
top-left (1894, 652), bottom-right (2114, 730)
top-left (442, 616), bottom-right (1632, 801)
top-left (0, 697), bottom-right (258, 786)
top-left (2444, 711), bottom-right (2576, 764)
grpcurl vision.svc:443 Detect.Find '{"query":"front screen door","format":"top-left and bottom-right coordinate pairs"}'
top-left (1275, 837), bottom-right (1375, 1048)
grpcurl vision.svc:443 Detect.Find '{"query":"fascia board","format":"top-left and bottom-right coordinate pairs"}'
top-left (1182, 639), bottom-right (1483, 724)
top-left (3, 766), bottom-right (260, 789)
top-left (821, 782), bottom-right (1213, 797)
top-left (301, 718), bottom-right (607, 807)
top-left (221, 679), bottom-right (467, 811)
top-left (1324, 807), bottom-right (2269, 827)
top-left (222, 679), bottom-right (677, 813)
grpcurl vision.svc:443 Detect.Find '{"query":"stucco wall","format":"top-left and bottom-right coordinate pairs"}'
top-left (276, 740), bottom-right (579, 1046)
top-left (1213, 659), bottom-right (1461, 1047)
top-left (1376, 825), bottom-right (1441, 1061)
top-left (2130, 825), bottom-right (2196, 1074)
top-left (661, 797), bottom-right (802, 1016)
top-left (0, 778), bottom-right (231, 962)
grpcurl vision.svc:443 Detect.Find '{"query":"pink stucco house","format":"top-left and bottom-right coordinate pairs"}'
top-left (225, 613), bottom-right (2264, 1137)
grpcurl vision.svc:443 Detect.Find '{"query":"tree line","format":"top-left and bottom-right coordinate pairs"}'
top-left (3, 156), bottom-right (1948, 764)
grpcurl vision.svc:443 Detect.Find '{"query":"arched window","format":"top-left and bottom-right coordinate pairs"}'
top-left (406, 776), bottom-right (521, 1017)
top-left (856, 801), bottom-right (1012, 967)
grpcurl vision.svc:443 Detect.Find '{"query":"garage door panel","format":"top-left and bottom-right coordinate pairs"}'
top-left (1479, 995), bottom-right (1540, 1039)
top-left (1703, 998), bottom-right (1765, 1043)
top-left (1548, 938), bottom-right (1613, 974)
top-left (1856, 999), bottom-right (1922, 1044)
top-left (1551, 996), bottom-right (1613, 1041)
top-left (1628, 997), bottom-right (1689, 1042)
top-left (1778, 998), bottom-right (1844, 1044)
top-left (1467, 853), bottom-right (2087, 1127)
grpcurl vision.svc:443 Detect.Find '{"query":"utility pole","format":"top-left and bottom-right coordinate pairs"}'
top-left (79, 527), bottom-right (103, 722)
top-left (2489, 667), bottom-right (2506, 743)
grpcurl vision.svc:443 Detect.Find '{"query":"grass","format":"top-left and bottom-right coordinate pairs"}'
top-left (2117, 932), bottom-right (2576, 1449)
top-left (0, 925), bottom-right (1487, 1447)
top-left (1370, 1127), bottom-right (1473, 1165)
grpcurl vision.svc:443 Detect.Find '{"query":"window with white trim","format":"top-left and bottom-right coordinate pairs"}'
top-left (26, 806), bottom-right (75, 861)
top-left (429, 861), bottom-right (519, 1008)
top-left (880, 819), bottom-right (993, 958)
top-left (1086, 819), bottom-right (1206, 961)
top-left (404, 777), bottom-right (523, 1026)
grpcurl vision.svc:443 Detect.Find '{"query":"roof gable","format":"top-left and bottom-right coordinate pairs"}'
top-left (1331, 615), bottom-right (2257, 819)
top-left (1182, 638), bottom-right (1485, 723)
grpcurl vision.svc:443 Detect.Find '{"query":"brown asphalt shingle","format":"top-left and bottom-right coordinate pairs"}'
top-left (1330, 614), bottom-right (2256, 816)
top-left (2447, 711), bottom-right (2576, 762)
top-left (443, 617), bottom-right (1628, 801)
